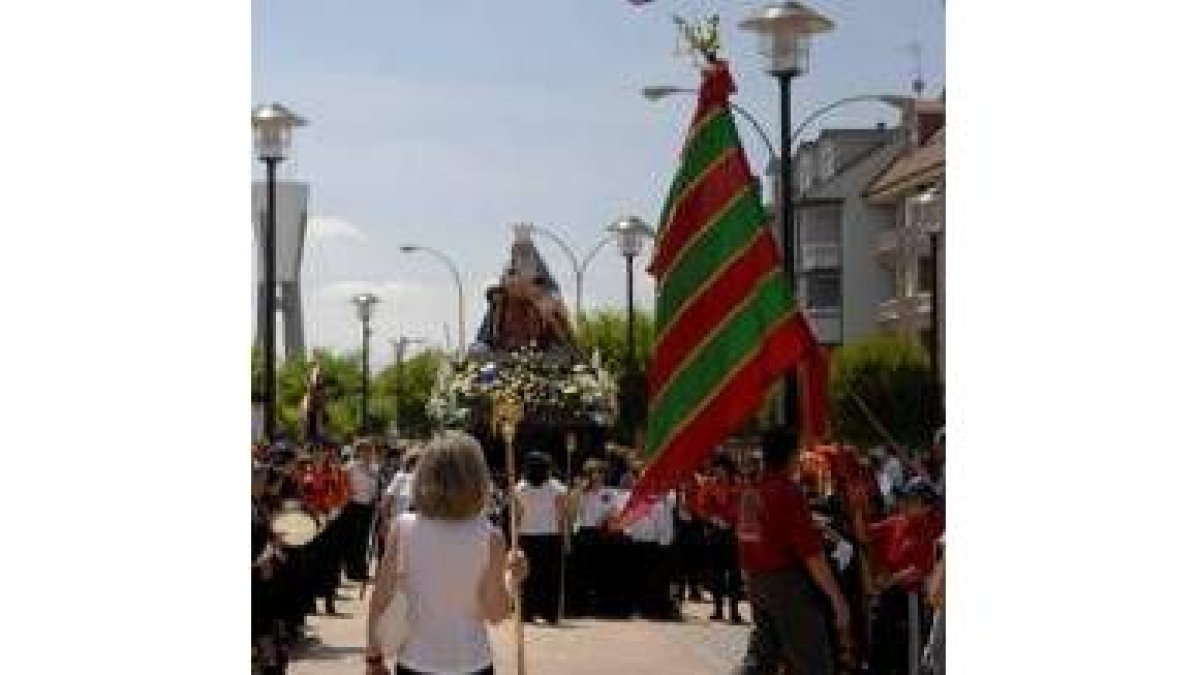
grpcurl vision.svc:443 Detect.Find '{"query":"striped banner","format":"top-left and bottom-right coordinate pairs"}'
top-left (617, 61), bottom-right (825, 525)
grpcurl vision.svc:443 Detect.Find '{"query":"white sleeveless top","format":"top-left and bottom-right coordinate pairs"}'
top-left (516, 479), bottom-right (565, 535)
top-left (394, 513), bottom-right (494, 674)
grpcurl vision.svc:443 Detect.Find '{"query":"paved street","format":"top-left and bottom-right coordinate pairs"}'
top-left (290, 582), bottom-right (750, 675)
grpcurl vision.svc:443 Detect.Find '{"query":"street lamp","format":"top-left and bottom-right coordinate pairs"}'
top-left (252, 102), bottom-right (306, 442)
top-left (739, 1), bottom-right (834, 429)
top-left (399, 245), bottom-right (465, 358)
top-left (352, 292), bottom-right (380, 434)
top-left (389, 336), bottom-right (425, 435)
top-left (607, 216), bottom-right (656, 372)
top-left (526, 224), bottom-right (618, 325)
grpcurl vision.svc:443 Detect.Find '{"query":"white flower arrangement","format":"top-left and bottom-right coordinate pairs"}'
top-left (426, 347), bottom-right (617, 428)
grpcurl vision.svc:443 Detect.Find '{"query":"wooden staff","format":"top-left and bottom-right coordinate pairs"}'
top-left (495, 397), bottom-right (526, 675)
top-left (558, 431), bottom-right (575, 623)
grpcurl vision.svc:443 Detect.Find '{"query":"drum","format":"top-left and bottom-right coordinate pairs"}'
top-left (270, 499), bottom-right (319, 548)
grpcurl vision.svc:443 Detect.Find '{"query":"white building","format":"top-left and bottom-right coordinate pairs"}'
top-left (865, 99), bottom-right (946, 378)
top-left (791, 126), bottom-right (908, 347)
top-left (763, 98), bottom-right (946, 378)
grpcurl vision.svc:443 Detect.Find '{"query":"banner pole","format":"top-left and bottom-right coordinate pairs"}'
top-left (499, 405), bottom-right (526, 675)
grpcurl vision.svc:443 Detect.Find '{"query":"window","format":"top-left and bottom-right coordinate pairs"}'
top-left (818, 143), bottom-right (837, 181)
top-left (797, 152), bottom-right (814, 190)
top-left (806, 270), bottom-right (841, 311)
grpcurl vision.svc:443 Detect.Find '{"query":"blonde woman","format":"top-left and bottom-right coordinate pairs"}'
top-left (365, 432), bottom-right (527, 675)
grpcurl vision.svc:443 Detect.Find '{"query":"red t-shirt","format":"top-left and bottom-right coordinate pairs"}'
top-left (736, 470), bottom-right (824, 573)
top-left (868, 511), bottom-right (944, 591)
top-left (697, 478), bottom-right (740, 528)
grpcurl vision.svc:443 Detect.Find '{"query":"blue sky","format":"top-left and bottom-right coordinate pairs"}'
top-left (252, 0), bottom-right (944, 369)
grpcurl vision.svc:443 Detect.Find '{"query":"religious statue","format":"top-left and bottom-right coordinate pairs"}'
top-left (475, 225), bottom-right (576, 354)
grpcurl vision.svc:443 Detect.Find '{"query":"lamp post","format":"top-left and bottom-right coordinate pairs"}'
top-left (526, 224), bottom-right (618, 325)
top-left (353, 293), bottom-right (380, 434)
top-left (252, 102), bottom-right (306, 442)
top-left (607, 216), bottom-right (656, 372)
top-left (399, 245), bottom-right (465, 358)
top-left (739, 1), bottom-right (834, 429)
top-left (389, 336), bottom-right (425, 435)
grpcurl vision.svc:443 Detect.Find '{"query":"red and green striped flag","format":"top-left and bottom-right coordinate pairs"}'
top-left (617, 61), bottom-right (826, 525)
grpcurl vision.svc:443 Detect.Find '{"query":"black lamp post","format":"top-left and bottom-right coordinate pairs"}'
top-left (739, 2), bottom-right (834, 429)
top-left (353, 293), bottom-right (380, 435)
top-left (252, 102), bottom-right (305, 442)
top-left (608, 216), bottom-right (655, 371)
top-left (389, 336), bottom-right (424, 435)
top-left (607, 216), bottom-right (655, 444)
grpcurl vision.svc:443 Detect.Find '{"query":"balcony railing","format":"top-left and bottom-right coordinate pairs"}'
top-left (799, 242), bottom-right (841, 270)
top-left (878, 292), bottom-right (933, 325)
top-left (805, 308), bottom-right (842, 345)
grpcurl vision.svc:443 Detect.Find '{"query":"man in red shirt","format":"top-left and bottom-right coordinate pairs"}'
top-left (868, 477), bottom-right (944, 675)
top-left (698, 453), bottom-right (745, 623)
top-left (736, 427), bottom-right (851, 675)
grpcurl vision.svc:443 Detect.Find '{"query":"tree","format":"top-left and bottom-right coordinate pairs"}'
top-left (830, 335), bottom-right (943, 450)
top-left (575, 308), bottom-right (654, 373)
top-left (576, 307), bottom-right (654, 445)
top-left (371, 348), bottom-right (446, 438)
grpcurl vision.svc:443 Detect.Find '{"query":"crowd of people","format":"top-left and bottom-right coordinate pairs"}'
top-left (251, 427), bottom-right (945, 675)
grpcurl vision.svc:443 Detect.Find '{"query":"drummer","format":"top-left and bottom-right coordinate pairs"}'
top-left (305, 442), bottom-right (351, 615)
top-left (252, 465), bottom-right (288, 674)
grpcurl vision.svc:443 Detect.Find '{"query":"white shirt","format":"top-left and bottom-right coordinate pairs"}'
top-left (575, 486), bottom-right (618, 530)
top-left (623, 492), bottom-right (672, 545)
top-left (346, 459), bottom-right (378, 505)
top-left (384, 471), bottom-right (414, 516)
top-left (393, 513), bottom-right (494, 674)
top-left (516, 479), bottom-right (565, 535)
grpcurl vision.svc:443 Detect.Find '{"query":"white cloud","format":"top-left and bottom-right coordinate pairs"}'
top-left (307, 215), bottom-right (367, 244)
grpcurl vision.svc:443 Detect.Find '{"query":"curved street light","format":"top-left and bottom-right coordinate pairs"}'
top-left (643, 85), bottom-right (909, 162)
top-left (399, 245), bottom-right (465, 358)
top-left (525, 223), bottom-right (616, 325)
top-left (643, 85), bottom-right (778, 160)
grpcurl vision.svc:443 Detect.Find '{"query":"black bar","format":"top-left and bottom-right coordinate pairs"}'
top-left (262, 158), bottom-right (279, 442)
top-left (777, 73), bottom-right (799, 430)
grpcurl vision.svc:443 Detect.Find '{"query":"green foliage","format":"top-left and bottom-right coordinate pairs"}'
top-left (251, 345), bottom-right (449, 443)
top-left (576, 307), bottom-right (654, 444)
top-left (576, 307), bottom-right (654, 373)
top-left (371, 349), bottom-right (445, 438)
top-left (830, 335), bottom-right (944, 451)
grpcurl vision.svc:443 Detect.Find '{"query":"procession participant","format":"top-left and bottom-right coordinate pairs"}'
top-left (514, 451), bottom-right (567, 625)
top-left (252, 465), bottom-right (288, 674)
top-left (867, 477), bottom-right (944, 675)
top-left (380, 449), bottom-right (421, 526)
top-left (596, 474), bottom-right (635, 619)
top-left (671, 467), bottom-right (707, 605)
top-left (622, 487), bottom-right (677, 620)
top-left (273, 446), bottom-right (321, 636)
top-left (567, 459), bottom-right (613, 616)
top-left (364, 431), bottom-right (529, 675)
top-left (306, 442), bottom-right (351, 615)
top-left (698, 452), bottom-right (745, 623)
top-left (342, 439), bottom-right (379, 583)
top-left (735, 427), bottom-right (852, 675)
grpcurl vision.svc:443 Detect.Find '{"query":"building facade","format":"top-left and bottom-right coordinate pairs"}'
top-left (792, 126), bottom-right (907, 347)
top-left (865, 99), bottom-right (946, 378)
